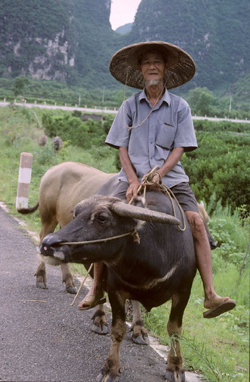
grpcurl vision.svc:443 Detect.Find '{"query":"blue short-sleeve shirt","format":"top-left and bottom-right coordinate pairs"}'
top-left (105, 88), bottom-right (198, 188)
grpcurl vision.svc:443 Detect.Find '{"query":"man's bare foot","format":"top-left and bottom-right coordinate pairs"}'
top-left (78, 289), bottom-right (106, 310)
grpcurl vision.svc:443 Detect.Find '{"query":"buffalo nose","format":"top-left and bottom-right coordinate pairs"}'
top-left (39, 233), bottom-right (63, 256)
top-left (39, 241), bottom-right (56, 256)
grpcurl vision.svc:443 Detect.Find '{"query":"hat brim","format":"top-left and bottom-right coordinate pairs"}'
top-left (109, 41), bottom-right (196, 90)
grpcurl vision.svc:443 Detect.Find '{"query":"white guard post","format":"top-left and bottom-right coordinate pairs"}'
top-left (16, 152), bottom-right (33, 209)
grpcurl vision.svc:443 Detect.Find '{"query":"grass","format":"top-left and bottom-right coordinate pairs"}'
top-left (143, 271), bottom-right (249, 382)
top-left (0, 104), bottom-right (249, 382)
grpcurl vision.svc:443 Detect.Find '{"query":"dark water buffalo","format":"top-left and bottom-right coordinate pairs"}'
top-left (40, 192), bottom-right (197, 382)
top-left (17, 162), bottom-right (216, 344)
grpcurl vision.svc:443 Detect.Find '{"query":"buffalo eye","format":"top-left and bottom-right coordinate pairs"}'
top-left (95, 212), bottom-right (109, 224)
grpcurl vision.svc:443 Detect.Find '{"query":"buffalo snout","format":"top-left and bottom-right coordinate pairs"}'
top-left (39, 234), bottom-right (65, 258)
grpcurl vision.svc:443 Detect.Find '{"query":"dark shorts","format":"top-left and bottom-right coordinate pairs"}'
top-left (170, 182), bottom-right (199, 213)
top-left (111, 181), bottom-right (199, 214)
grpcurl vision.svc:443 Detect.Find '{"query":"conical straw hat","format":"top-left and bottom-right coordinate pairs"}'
top-left (109, 41), bottom-right (196, 89)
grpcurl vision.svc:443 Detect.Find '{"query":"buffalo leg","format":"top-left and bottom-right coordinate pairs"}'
top-left (61, 263), bottom-right (77, 294)
top-left (97, 291), bottom-right (127, 382)
top-left (91, 303), bottom-right (109, 335)
top-left (130, 300), bottom-right (149, 345)
top-left (34, 260), bottom-right (76, 294)
top-left (34, 259), bottom-right (47, 289)
top-left (165, 292), bottom-right (190, 382)
top-left (35, 219), bottom-right (77, 294)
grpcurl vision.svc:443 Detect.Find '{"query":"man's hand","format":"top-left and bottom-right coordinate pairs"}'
top-left (126, 179), bottom-right (141, 202)
top-left (142, 171), bottom-right (162, 185)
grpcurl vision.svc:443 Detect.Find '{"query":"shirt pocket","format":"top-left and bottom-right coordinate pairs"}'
top-left (155, 122), bottom-right (177, 150)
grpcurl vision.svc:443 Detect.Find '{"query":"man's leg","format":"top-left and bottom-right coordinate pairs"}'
top-left (78, 262), bottom-right (106, 310)
top-left (185, 210), bottom-right (236, 318)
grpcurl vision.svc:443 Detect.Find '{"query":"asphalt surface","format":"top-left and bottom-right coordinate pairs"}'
top-left (1, 101), bottom-right (250, 124)
top-left (0, 205), bottom-right (204, 382)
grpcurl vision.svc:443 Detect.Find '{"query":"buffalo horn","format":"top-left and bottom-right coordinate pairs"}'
top-left (111, 202), bottom-right (180, 225)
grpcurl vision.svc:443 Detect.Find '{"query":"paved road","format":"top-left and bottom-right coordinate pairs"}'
top-left (0, 205), bottom-right (204, 382)
top-left (0, 101), bottom-right (250, 124)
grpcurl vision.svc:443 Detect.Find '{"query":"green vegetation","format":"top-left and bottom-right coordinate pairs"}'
top-left (186, 87), bottom-right (250, 118)
top-left (1, 77), bottom-right (249, 120)
top-left (0, 0), bottom-right (124, 88)
top-left (0, 77), bottom-right (137, 109)
top-left (183, 120), bottom-right (250, 214)
top-left (11, 76), bottom-right (29, 97)
top-left (0, 0), bottom-right (250, 104)
top-left (133, 0), bottom-right (250, 93)
top-left (0, 105), bottom-right (249, 381)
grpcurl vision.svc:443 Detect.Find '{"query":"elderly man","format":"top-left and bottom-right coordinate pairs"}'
top-left (79, 41), bottom-right (236, 318)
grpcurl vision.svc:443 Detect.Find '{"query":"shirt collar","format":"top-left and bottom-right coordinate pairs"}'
top-left (139, 87), bottom-right (171, 106)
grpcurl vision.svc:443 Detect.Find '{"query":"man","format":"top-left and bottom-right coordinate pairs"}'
top-left (79, 41), bottom-right (236, 318)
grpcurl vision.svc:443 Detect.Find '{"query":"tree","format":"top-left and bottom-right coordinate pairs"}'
top-left (116, 90), bottom-right (125, 106)
top-left (12, 76), bottom-right (29, 97)
top-left (187, 87), bottom-right (213, 116)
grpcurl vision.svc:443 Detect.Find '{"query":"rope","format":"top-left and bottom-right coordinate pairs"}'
top-left (69, 166), bottom-right (184, 306)
top-left (71, 263), bottom-right (93, 306)
top-left (129, 166), bottom-right (186, 231)
top-left (68, 230), bottom-right (140, 307)
top-left (160, 184), bottom-right (186, 231)
top-left (69, 167), bottom-right (185, 305)
top-left (60, 229), bottom-right (139, 246)
top-left (122, 81), bottom-right (166, 131)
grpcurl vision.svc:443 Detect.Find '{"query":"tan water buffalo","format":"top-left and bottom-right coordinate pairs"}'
top-left (17, 162), bottom-right (114, 293)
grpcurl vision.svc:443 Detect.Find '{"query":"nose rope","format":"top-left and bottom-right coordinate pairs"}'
top-left (60, 229), bottom-right (140, 246)
top-left (63, 228), bottom-right (139, 307)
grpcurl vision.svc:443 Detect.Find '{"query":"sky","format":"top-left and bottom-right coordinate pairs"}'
top-left (109, 0), bottom-right (141, 30)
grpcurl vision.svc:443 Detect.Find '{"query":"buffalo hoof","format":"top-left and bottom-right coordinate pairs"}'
top-left (66, 285), bottom-right (77, 294)
top-left (165, 369), bottom-right (185, 382)
top-left (96, 373), bottom-right (119, 382)
top-left (92, 322), bottom-right (109, 335)
top-left (91, 309), bottom-right (109, 335)
top-left (131, 332), bottom-right (150, 345)
top-left (36, 281), bottom-right (47, 289)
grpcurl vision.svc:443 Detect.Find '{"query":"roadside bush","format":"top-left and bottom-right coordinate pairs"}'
top-left (193, 120), bottom-right (250, 133)
top-left (42, 112), bottom-right (91, 149)
top-left (183, 132), bottom-right (250, 213)
top-left (42, 111), bottom-right (113, 150)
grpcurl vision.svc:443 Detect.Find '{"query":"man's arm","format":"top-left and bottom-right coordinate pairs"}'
top-left (143, 147), bottom-right (185, 184)
top-left (119, 146), bottom-right (185, 201)
top-left (119, 147), bottom-right (141, 201)
top-left (157, 147), bottom-right (184, 177)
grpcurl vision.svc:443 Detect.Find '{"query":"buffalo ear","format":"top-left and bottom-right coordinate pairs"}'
top-left (111, 201), bottom-right (180, 225)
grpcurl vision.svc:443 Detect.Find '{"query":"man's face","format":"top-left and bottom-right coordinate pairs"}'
top-left (139, 52), bottom-right (167, 85)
